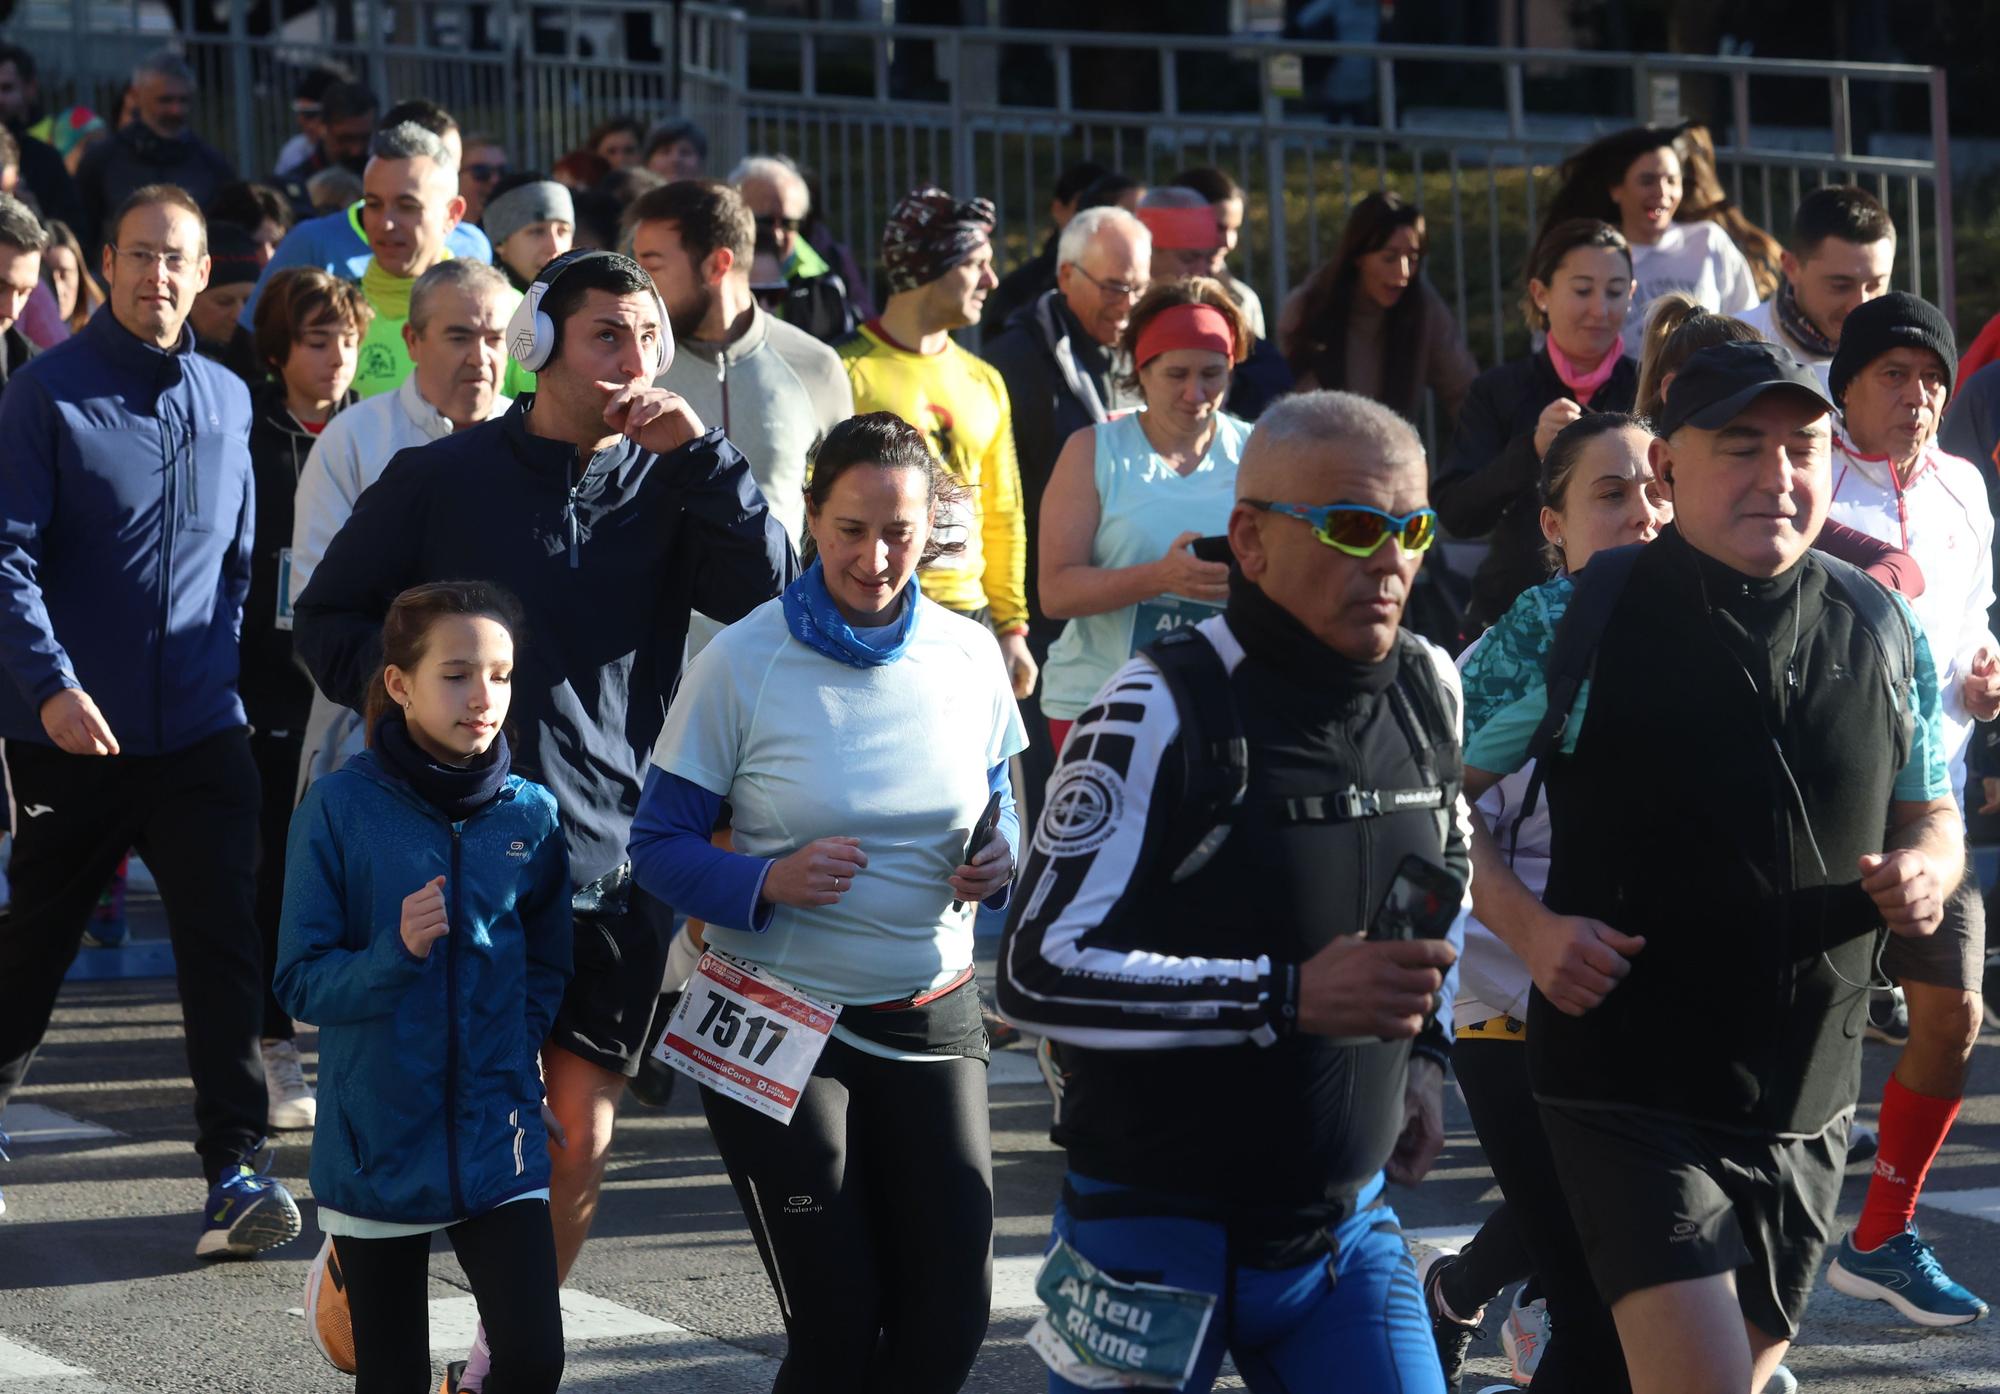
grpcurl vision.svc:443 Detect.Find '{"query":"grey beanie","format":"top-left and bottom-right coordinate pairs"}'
top-left (483, 180), bottom-right (575, 250)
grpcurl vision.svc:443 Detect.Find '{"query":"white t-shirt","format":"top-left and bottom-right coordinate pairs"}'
top-left (654, 594), bottom-right (1028, 1006)
top-left (1625, 221), bottom-right (1761, 358)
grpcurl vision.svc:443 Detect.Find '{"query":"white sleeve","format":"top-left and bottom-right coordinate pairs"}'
top-left (288, 421), bottom-right (362, 605)
top-left (1712, 225), bottom-right (1762, 315)
top-left (652, 630), bottom-right (753, 796)
top-left (1415, 636), bottom-right (1475, 1045)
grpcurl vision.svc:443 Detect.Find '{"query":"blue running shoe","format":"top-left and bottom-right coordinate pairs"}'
top-left (195, 1162), bottom-right (301, 1260)
top-left (1827, 1225), bottom-right (1989, 1327)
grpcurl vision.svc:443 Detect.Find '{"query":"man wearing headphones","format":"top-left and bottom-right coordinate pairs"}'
top-left (1457, 342), bottom-right (1961, 1394)
top-left (295, 249), bottom-right (795, 1391)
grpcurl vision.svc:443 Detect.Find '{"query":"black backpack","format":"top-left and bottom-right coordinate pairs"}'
top-left (1513, 543), bottom-right (1916, 830)
top-left (1141, 625), bottom-right (1462, 883)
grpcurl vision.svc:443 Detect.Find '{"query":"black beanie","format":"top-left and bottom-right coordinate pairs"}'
top-left (1828, 290), bottom-right (1957, 406)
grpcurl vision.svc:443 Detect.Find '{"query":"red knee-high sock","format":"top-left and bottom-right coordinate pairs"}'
top-left (1854, 1075), bottom-right (1961, 1251)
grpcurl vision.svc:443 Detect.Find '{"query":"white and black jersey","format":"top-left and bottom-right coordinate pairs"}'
top-left (998, 604), bottom-right (1473, 1248)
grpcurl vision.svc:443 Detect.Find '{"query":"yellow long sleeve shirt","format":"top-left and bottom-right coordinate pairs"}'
top-left (836, 321), bottom-right (1027, 631)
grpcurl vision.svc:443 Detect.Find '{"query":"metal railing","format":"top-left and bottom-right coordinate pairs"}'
top-left (3, 3), bottom-right (1957, 357)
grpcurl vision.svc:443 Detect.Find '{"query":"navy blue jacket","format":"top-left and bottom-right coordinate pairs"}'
top-left (275, 749), bottom-right (571, 1225)
top-left (293, 400), bottom-right (797, 885)
top-left (0, 308), bottom-right (254, 756)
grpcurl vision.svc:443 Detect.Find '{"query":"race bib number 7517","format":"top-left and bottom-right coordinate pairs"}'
top-left (654, 951), bottom-right (841, 1124)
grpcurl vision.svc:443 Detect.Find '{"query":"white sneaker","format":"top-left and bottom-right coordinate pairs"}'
top-left (261, 1038), bottom-right (317, 1130)
top-left (1501, 1286), bottom-right (1549, 1383)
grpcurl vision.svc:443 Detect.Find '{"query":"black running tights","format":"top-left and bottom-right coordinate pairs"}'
top-left (702, 1037), bottom-right (994, 1394)
top-left (338, 1199), bottom-right (564, 1394)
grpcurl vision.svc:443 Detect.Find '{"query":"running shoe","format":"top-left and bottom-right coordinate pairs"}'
top-left (1035, 1036), bottom-right (1068, 1111)
top-left (1846, 1121), bottom-right (1879, 1169)
top-left (1827, 1224), bottom-right (1989, 1326)
top-left (439, 1359), bottom-right (469, 1393)
top-left (1761, 1365), bottom-right (1799, 1394)
top-left (304, 1234), bottom-right (356, 1372)
top-left (261, 1038), bottom-right (317, 1130)
top-left (194, 1161), bottom-right (301, 1259)
top-left (1414, 1242), bottom-right (1483, 1392)
top-left (1500, 1286), bottom-right (1549, 1383)
top-left (1865, 987), bottom-right (1909, 1046)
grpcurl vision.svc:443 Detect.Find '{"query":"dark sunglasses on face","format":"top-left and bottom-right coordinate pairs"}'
top-left (466, 162), bottom-right (508, 183)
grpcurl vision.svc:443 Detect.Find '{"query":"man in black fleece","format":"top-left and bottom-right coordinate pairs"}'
top-left (294, 251), bottom-right (794, 1338)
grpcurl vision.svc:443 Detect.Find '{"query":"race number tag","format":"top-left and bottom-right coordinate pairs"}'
top-left (1130, 595), bottom-right (1222, 657)
top-left (1026, 1238), bottom-right (1217, 1388)
top-left (654, 951), bottom-right (840, 1125)
top-left (275, 548), bottom-right (295, 632)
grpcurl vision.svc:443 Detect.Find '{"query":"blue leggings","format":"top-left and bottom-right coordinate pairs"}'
top-left (1046, 1174), bottom-right (1443, 1394)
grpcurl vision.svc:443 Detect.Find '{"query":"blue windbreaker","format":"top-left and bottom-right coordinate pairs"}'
top-left (239, 203), bottom-right (494, 327)
top-left (275, 749), bottom-right (572, 1226)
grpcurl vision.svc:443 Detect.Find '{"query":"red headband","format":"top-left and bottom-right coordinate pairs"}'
top-left (1135, 302), bottom-right (1235, 368)
top-left (1137, 204), bottom-right (1220, 251)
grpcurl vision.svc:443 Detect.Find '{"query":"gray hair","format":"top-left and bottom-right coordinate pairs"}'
top-left (728, 154), bottom-right (807, 208)
top-left (0, 192), bottom-right (46, 255)
top-left (370, 120), bottom-right (453, 169)
top-left (1057, 205), bottom-right (1150, 271)
top-left (408, 259), bottom-right (512, 334)
top-left (1239, 389), bottom-right (1426, 496)
top-left (1138, 185), bottom-right (1211, 212)
top-left (132, 49), bottom-right (194, 87)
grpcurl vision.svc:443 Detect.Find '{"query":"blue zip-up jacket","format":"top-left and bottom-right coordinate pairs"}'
top-left (239, 203), bottom-right (494, 328)
top-left (0, 307), bottom-right (254, 756)
top-left (293, 400), bottom-right (796, 885)
top-left (275, 749), bottom-right (572, 1226)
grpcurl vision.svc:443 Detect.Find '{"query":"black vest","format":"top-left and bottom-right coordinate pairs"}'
top-left (1056, 584), bottom-right (1465, 1260)
top-left (1532, 527), bottom-right (1912, 1136)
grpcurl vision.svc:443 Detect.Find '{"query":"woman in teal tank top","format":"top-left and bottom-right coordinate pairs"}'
top-left (1038, 279), bottom-right (1252, 744)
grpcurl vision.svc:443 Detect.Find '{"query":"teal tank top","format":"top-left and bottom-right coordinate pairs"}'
top-left (1041, 410), bottom-right (1249, 720)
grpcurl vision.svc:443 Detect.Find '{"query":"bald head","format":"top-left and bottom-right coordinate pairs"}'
top-left (1237, 390), bottom-right (1427, 503)
top-left (1232, 391), bottom-right (1431, 664)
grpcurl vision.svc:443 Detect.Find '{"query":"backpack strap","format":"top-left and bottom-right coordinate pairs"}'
top-left (1141, 626), bottom-right (1248, 883)
top-left (1816, 553), bottom-right (1917, 768)
top-left (1514, 543), bottom-right (1643, 832)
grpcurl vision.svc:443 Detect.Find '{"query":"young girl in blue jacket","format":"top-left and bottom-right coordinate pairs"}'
top-left (276, 581), bottom-right (572, 1394)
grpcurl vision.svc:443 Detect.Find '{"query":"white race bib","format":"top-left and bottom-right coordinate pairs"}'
top-left (654, 951), bottom-right (841, 1124)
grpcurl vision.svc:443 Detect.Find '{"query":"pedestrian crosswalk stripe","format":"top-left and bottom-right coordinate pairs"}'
top-left (1917, 1186), bottom-right (2000, 1226)
top-left (0, 1102), bottom-right (117, 1144)
top-left (0, 1334), bottom-right (90, 1380)
top-left (426, 1289), bottom-right (679, 1351)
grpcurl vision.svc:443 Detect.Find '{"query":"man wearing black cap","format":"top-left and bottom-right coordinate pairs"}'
top-left (1819, 291), bottom-right (1997, 1326)
top-left (1458, 340), bottom-right (1960, 1392)
top-left (189, 221), bottom-right (264, 385)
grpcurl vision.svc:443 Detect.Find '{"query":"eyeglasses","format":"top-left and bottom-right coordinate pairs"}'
top-left (754, 214), bottom-right (804, 235)
top-left (465, 162), bottom-right (508, 183)
top-left (1243, 498), bottom-right (1438, 558)
top-left (1072, 265), bottom-right (1147, 301)
top-left (108, 245), bottom-right (194, 275)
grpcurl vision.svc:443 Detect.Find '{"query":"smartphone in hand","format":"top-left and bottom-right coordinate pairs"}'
top-left (953, 789), bottom-right (1006, 912)
top-left (1368, 855), bottom-right (1461, 942)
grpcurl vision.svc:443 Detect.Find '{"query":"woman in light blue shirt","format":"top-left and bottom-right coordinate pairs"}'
top-left (1038, 278), bottom-right (1252, 746)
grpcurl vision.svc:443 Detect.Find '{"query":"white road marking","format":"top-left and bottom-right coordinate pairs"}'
top-left (1918, 1186), bottom-right (2000, 1226)
top-left (426, 1288), bottom-right (679, 1350)
top-left (0, 1334), bottom-right (90, 1380)
top-left (0, 1102), bottom-right (117, 1144)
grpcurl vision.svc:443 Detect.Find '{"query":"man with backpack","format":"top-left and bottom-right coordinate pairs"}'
top-left (998, 390), bottom-right (1467, 1393)
top-left (1458, 340), bottom-right (1960, 1394)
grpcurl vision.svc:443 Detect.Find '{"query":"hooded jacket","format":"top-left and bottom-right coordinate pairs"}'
top-left (293, 399), bottom-right (797, 884)
top-left (275, 748), bottom-right (571, 1225)
top-left (0, 307), bottom-right (253, 755)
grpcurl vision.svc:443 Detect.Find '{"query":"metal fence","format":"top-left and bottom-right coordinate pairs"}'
top-left (3, 2), bottom-right (1958, 361)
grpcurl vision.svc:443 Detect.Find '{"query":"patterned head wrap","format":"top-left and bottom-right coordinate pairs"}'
top-left (880, 186), bottom-right (995, 293)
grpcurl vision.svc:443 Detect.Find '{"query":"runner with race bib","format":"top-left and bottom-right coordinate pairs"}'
top-left (1038, 278), bottom-right (1251, 752)
top-left (629, 411), bottom-right (1028, 1394)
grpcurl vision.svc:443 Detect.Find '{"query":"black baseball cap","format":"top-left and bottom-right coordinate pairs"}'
top-left (1654, 340), bottom-right (1835, 439)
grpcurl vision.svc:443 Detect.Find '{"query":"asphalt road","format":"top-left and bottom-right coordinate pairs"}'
top-left (6, 930), bottom-right (2000, 1393)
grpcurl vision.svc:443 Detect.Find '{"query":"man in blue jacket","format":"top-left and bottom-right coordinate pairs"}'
top-left (0, 184), bottom-right (300, 1259)
top-left (294, 250), bottom-right (793, 1380)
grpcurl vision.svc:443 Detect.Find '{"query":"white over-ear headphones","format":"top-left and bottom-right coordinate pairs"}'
top-left (506, 249), bottom-right (673, 378)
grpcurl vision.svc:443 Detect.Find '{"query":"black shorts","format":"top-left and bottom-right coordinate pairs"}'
top-left (1539, 1102), bottom-right (1848, 1340)
top-left (549, 873), bottom-right (673, 1078)
top-left (1881, 867), bottom-right (1986, 993)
